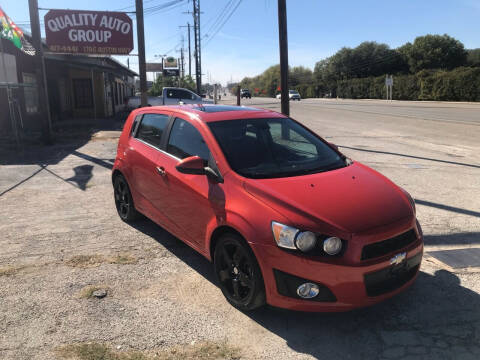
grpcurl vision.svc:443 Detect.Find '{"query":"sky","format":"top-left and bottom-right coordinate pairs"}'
top-left (2, 0), bottom-right (480, 85)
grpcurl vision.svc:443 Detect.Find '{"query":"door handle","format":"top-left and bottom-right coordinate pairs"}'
top-left (155, 166), bottom-right (166, 176)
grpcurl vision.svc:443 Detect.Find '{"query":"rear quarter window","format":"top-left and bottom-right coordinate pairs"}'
top-left (135, 113), bottom-right (170, 148)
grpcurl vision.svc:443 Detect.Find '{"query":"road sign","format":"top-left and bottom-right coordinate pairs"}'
top-left (163, 56), bottom-right (178, 69)
top-left (44, 10), bottom-right (133, 54)
top-left (146, 63), bottom-right (163, 72)
top-left (163, 69), bottom-right (180, 77)
top-left (386, 76), bottom-right (393, 86)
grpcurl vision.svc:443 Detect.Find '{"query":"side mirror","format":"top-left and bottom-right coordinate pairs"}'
top-left (329, 142), bottom-right (339, 151)
top-left (176, 156), bottom-right (206, 175)
top-left (175, 155), bottom-right (224, 183)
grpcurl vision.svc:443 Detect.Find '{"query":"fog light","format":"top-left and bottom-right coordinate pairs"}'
top-left (323, 237), bottom-right (342, 255)
top-left (296, 282), bottom-right (320, 299)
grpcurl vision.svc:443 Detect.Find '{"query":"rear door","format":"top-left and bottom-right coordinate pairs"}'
top-left (126, 111), bottom-right (171, 217)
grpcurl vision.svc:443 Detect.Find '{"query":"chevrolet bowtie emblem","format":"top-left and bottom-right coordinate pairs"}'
top-left (390, 252), bottom-right (407, 266)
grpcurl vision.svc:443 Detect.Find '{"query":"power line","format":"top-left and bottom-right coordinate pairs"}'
top-left (203, 0), bottom-right (235, 37)
top-left (115, 0), bottom-right (163, 11)
top-left (144, 0), bottom-right (187, 16)
top-left (204, 0), bottom-right (242, 47)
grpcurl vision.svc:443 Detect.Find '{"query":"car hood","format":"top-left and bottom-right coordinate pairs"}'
top-left (242, 162), bottom-right (413, 234)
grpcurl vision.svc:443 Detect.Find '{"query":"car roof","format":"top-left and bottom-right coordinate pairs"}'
top-left (142, 104), bottom-right (286, 123)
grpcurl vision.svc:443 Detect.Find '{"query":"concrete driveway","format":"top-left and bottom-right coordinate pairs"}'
top-left (1, 99), bottom-right (479, 359)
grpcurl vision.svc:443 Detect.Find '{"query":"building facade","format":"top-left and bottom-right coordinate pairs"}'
top-left (0, 37), bottom-right (136, 138)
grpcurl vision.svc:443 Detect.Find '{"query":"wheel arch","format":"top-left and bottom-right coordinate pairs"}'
top-left (111, 169), bottom-right (123, 185)
top-left (209, 225), bottom-right (245, 262)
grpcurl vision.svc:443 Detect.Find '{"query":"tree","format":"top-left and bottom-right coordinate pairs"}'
top-left (467, 49), bottom-right (480, 67)
top-left (149, 75), bottom-right (197, 96)
top-left (398, 34), bottom-right (468, 73)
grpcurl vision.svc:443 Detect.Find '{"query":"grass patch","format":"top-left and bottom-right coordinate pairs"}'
top-left (56, 341), bottom-right (241, 360)
top-left (108, 254), bottom-right (138, 265)
top-left (0, 265), bottom-right (23, 276)
top-left (66, 253), bottom-right (138, 268)
top-left (66, 255), bottom-right (105, 268)
top-left (56, 343), bottom-right (147, 360)
top-left (78, 285), bottom-right (109, 299)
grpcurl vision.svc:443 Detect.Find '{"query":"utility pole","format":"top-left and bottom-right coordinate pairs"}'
top-left (192, 0), bottom-right (202, 95)
top-left (28, 0), bottom-right (52, 144)
top-left (277, 0), bottom-right (289, 116)
top-left (136, 0), bottom-right (147, 107)
top-left (180, 48), bottom-right (185, 79)
top-left (179, 23), bottom-right (192, 78)
top-left (187, 23), bottom-right (191, 77)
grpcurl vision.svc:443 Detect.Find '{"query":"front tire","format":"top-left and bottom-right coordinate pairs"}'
top-left (113, 174), bottom-right (140, 222)
top-left (214, 234), bottom-right (265, 311)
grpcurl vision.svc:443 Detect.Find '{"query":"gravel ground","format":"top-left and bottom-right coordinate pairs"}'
top-left (1, 99), bottom-right (479, 360)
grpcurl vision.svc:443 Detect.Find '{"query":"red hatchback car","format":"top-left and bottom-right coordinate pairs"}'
top-left (112, 104), bottom-right (423, 312)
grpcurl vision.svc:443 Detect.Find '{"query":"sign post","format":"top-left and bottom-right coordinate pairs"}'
top-left (385, 75), bottom-right (393, 101)
top-left (135, 0), bottom-right (147, 107)
top-left (30, 0), bottom-right (52, 144)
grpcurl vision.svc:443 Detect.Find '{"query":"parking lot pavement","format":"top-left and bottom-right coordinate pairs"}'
top-left (1, 100), bottom-right (480, 359)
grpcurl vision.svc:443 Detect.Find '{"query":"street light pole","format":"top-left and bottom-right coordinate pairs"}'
top-left (277, 0), bottom-right (289, 116)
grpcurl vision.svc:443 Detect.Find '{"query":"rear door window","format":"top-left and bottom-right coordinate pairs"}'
top-left (166, 117), bottom-right (210, 160)
top-left (166, 89), bottom-right (179, 98)
top-left (177, 89), bottom-right (195, 100)
top-left (135, 113), bottom-right (170, 148)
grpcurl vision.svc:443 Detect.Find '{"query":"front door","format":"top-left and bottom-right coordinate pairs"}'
top-left (154, 116), bottom-right (224, 248)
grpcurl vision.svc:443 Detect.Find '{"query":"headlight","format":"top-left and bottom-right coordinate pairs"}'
top-left (271, 221), bottom-right (298, 250)
top-left (272, 222), bottom-right (320, 253)
top-left (272, 222), bottom-right (343, 255)
top-left (323, 237), bottom-right (343, 255)
top-left (295, 231), bottom-right (317, 252)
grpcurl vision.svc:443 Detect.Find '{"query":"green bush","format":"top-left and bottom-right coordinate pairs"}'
top-left (335, 67), bottom-right (479, 101)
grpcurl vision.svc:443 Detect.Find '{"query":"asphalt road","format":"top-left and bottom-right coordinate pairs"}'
top-left (1, 98), bottom-right (479, 359)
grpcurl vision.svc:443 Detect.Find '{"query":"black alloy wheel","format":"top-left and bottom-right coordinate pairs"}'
top-left (113, 175), bottom-right (139, 222)
top-left (214, 234), bottom-right (265, 311)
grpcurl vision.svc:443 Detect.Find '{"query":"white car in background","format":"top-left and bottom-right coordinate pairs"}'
top-left (276, 90), bottom-right (301, 101)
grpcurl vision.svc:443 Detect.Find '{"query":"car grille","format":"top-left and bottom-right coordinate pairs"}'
top-left (361, 229), bottom-right (417, 261)
top-left (364, 252), bottom-right (422, 297)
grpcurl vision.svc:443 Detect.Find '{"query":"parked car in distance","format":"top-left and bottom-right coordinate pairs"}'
top-left (125, 87), bottom-right (212, 110)
top-left (276, 89), bottom-right (301, 101)
top-left (240, 89), bottom-right (252, 98)
top-left (112, 104), bottom-right (423, 312)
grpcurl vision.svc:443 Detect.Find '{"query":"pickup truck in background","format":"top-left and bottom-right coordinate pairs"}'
top-left (125, 87), bottom-right (212, 110)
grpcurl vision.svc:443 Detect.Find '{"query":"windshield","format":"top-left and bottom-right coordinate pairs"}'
top-left (208, 118), bottom-right (346, 179)
top-left (289, 90), bottom-right (298, 94)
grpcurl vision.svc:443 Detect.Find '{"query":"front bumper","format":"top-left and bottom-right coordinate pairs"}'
top-left (252, 234), bottom-right (423, 312)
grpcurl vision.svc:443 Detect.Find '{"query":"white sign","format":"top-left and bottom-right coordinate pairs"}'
top-left (386, 76), bottom-right (393, 86)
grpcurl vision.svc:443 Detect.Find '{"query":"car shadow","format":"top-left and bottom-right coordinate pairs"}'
top-left (0, 117), bottom-right (121, 197)
top-left (129, 218), bottom-right (480, 359)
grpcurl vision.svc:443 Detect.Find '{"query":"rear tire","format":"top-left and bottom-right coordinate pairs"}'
top-left (113, 174), bottom-right (140, 222)
top-left (214, 234), bottom-right (265, 311)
